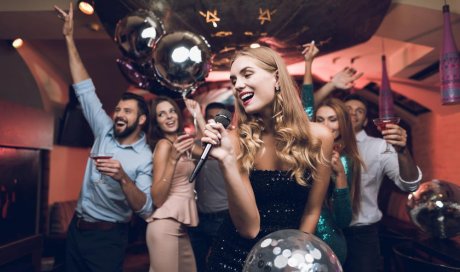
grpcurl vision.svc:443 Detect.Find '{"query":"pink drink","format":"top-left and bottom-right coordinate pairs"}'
top-left (91, 155), bottom-right (112, 160)
top-left (372, 117), bottom-right (400, 154)
top-left (90, 153), bottom-right (113, 161)
top-left (373, 117), bottom-right (400, 131)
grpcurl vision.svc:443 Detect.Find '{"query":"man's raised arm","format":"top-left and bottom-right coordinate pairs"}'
top-left (54, 3), bottom-right (89, 84)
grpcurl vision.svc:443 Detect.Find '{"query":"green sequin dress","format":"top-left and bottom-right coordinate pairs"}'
top-left (301, 84), bottom-right (353, 264)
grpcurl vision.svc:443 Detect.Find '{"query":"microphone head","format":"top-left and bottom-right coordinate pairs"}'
top-left (214, 109), bottom-right (232, 128)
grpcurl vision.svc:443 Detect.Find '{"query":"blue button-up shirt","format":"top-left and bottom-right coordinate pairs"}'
top-left (73, 79), bottom-right (153, 222)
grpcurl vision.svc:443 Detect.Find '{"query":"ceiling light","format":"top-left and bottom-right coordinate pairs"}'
top-left (12, 38), bottom-right (23, 48)
top-left (78, 0), bottom-right (95, 15)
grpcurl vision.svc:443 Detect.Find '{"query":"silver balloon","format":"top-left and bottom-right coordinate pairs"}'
top-left (243, 229), bottom-right (343, 272)
top-left (407, 179), bottom-right (460, 239)
top-left (114, 9), bottom-right (164, 62)
top-left (152, 31), bottom-right (212, 93)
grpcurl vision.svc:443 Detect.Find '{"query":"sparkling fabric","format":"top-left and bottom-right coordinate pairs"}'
top-left (314, 155), bottom-right (352, 264)
top-left (207, 170), bottom-right (311, 271)
top-left (314, 204), bottom-right (347, 264)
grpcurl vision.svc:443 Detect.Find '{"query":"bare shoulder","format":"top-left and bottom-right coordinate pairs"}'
top-left (309, 122), bottom-right (334, 143)
top-left (153, 139), bottom-right (172, 155)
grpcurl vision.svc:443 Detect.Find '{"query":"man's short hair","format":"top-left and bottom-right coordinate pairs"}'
top-left (120, 92), bottom-right (150, 133)
top-left (344, 94), bottom-right (369, 113)
top-left (205, 102), bottom-right (227, 116)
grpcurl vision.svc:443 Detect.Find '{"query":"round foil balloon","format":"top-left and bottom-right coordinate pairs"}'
top-left (243, 229), bottom-right (343, 272)
top-left (152, 31), bottom-right (212, 93)
top-left (407, 179), bottom-right (460, 239)
top-left (114, 9), bottom-right (164, 62)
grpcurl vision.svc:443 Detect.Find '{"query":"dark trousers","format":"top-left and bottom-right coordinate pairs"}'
top-left (65, 215), bottom-right (129, 272)
top-left (189, 210), bottom-right (228, 272)
top-left (343, 222), bottom-right (381, 272)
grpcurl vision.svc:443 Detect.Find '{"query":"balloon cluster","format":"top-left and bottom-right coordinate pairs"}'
top-left (114, 9), bottom-right (212, 95)
top-left (244, 229), bottom-right (342, 272)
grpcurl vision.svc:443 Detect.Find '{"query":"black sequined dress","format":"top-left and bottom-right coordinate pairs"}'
top-left (207, 170), bottom-right (312, 271)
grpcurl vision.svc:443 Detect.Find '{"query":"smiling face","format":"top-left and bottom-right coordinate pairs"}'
top-left (315, 105), bottom-right (340, 140)
top-left (112, 99), bottom-right (143, 139)
top-left (230, 55), bottom-right (277, 116)
top-left (155, 101), bottom-right (179, 135)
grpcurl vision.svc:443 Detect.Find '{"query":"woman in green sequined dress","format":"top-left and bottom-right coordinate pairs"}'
top-left (301, 42), bottom-right (363, 264)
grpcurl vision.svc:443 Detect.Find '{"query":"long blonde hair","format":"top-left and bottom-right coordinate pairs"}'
top-left (232, 46), bottom-right (327, 186)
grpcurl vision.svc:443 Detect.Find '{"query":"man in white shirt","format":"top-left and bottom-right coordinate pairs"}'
top-left (342, 94), bottom-right (422, 272)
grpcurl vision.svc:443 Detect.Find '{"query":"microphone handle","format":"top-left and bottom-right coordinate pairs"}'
top-left (189, 144), bottom-right (212, 182)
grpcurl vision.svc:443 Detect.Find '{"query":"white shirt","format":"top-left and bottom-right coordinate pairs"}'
top-left (351, 130), bottom-right (422, 226)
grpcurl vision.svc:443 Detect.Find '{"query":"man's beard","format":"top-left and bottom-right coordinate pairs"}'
top-left (113, 116), bottom-right (140, 139)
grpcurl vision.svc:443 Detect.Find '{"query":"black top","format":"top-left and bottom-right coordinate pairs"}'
top-left (207, 169), bottom-right (312, 271)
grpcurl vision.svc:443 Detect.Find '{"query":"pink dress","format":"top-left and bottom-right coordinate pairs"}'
top-left (147, 155), bottom-right (198, 226)
top-left (146, 155), bottom-right (198, 272)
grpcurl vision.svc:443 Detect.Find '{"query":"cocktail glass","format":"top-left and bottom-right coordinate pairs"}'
top-left (372, 117), bottom-right (400, 154)
top-left (90, 152), bottom-right (114, 183)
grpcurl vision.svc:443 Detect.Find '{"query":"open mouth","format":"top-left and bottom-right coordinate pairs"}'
top-left (115, 119), bottom-right (127, 128)
top-left (165, 120), bottom-right (176, 128)
top-left (239, 92), bottom-right (254, 105)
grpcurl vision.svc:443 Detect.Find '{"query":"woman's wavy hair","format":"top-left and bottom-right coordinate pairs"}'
top-left (232, 46), bottom-right (327, 186)
top-left (148, 96), bottom-right (184, 149)
top-left (315, 98), bottom-right (363, 213)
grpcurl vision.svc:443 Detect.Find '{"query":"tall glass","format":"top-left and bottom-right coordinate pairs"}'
top-left (372, 117), bottom-right (400, 154)
top-left (90, 152), bottom-right (114, 183)
top-left (178, 132), bottom-right (195, 161)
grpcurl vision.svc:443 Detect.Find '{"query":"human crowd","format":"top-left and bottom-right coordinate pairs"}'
top-left (55, 3), bottom-right (421, 272)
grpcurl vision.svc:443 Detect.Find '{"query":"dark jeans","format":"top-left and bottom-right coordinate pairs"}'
top-left (343, 222), bottom-right (381, 272)
top-left (189, 210), bottom-right (228, 272)
top-left (65, 215), bottom-right (129, 272)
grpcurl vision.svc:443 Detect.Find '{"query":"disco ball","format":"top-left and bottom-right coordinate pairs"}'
top-left (114, 9), bottom-right (165, 62)
top-left (243, 229), bottom-right (342, 272)
top-left (152, 31), bottom-right (212, 93)
top-left (407, 179), bottom-right (460, 239)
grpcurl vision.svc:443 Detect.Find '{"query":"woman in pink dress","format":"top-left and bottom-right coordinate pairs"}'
top-left (146, 96), bottom-right (202, 272)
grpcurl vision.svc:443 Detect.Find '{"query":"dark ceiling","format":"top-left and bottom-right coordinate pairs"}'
top-left (1, 0), bottom-right (460, 117)
top-left (95, 0), bottom-right (391, 69)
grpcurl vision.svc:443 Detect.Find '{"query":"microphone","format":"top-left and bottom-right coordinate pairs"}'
top-left (189, 109), bottom-right (232, 182)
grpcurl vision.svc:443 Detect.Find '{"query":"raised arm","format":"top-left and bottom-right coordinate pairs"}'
top-left (184, 98), bottom-right (206, 135)
top-left (54, 3), bottom-right (89, 84)
top-left (381, 123), bottom-right (421, 191)
top-left (301, 41), bottom-right (319, 120)
top-left (314, 67), bottom-right (363, 106)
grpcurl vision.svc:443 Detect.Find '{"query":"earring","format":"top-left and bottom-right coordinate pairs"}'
top-left (275, 86), bottom-right (281, 93)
